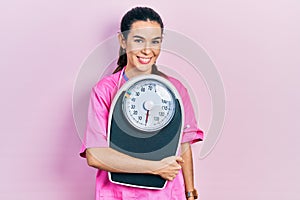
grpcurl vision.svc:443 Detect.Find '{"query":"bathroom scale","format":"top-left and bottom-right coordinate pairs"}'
top-left (107, 74), bottom-right (184, 189)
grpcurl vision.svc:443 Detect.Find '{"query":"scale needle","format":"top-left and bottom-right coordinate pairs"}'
top-left (145, 110), bottom-right (149, 126)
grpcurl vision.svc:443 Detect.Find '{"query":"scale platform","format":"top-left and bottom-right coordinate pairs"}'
top-left (107, 75), bottom-right (184, 189)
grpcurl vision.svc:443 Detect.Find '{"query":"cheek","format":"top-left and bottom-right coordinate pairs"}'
top-left (126, 52), bottom-right (137, 62)
top-left (127, 48), bottom-right (139, 56)
top-left (153, 49), bottom-right (161, 57)
top-left (126, 42), bottom-right (142, 53)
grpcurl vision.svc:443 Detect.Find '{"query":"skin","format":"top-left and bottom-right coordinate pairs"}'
top-left (181, 143), bottom-right (196, 200)
top-left (86, 20), bottom-right (196, 198)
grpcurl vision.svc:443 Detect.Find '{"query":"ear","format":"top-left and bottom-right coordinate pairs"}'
top-left (118, 33), bottom-right (126, 49)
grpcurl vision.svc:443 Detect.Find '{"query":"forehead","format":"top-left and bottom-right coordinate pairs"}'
top-left (128, 20), bottom-right (162, 38)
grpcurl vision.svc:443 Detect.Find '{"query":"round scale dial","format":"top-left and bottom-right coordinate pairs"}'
top-left (122, 79), bottom-right (176, 132)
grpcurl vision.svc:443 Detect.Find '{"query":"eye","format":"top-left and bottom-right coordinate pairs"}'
top-left (134, 39), bottom-right (143, 43)
top-left (152, 40), bottom-right (161, 45)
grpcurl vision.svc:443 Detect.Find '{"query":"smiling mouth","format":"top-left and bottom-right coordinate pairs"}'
top-left (137, 56), bottom-right (152, 64)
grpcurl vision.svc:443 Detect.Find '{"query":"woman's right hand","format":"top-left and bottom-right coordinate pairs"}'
top-left (153, 156), bottom-right (184, 181)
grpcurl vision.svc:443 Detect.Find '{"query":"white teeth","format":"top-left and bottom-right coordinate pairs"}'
top-left (141, 58), bottom-right (150, 62)
top-left (138, 57), bottom-right (151, 63)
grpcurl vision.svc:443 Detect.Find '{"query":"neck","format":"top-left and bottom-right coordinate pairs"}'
top-left (124, 65), bottom-right (152, 79)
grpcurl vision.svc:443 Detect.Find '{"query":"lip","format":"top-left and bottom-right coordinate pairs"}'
top-left (137, 56), bottom-right (152, 64)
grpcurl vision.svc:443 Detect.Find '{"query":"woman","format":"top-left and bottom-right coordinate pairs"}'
top-left (80, 7), bottom-right (203, 200)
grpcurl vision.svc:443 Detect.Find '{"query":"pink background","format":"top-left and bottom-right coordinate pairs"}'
top-left (1, 0), bottom-right (299, 199)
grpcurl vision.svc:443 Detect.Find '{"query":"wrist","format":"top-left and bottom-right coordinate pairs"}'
top-left (149, 160), bottom-right (160, 175)
top-left (185, 189), bottom-right (198, 199)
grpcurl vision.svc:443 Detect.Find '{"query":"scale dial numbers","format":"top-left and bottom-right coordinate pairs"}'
top-left (122, 79), bottom-right (176, 132)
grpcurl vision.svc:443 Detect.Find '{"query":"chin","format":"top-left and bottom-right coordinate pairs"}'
top-left (136, 64), bottom-right (153, 73)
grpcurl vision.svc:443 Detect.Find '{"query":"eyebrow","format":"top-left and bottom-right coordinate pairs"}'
top-left (133, 35), bottom-right (162, 40)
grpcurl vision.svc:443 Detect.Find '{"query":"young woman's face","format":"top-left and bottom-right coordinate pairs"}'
top-left (120, 20), bottom-right (162, 76)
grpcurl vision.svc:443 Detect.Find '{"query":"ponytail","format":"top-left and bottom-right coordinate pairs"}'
top-left (113, 47), bottom-right (127, 74)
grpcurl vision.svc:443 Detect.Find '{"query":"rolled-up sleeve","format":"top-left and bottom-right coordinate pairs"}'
top-left (181, 86), bottom-right (204, 144)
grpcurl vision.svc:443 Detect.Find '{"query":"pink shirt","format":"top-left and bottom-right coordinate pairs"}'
top-left (80, 68), bottom-right (203, 200)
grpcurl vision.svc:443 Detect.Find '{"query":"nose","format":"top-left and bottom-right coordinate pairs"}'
top-left (141, 42), bottom-right (152, 54)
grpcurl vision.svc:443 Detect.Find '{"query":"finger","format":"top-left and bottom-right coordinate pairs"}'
top-left (175, 156), bottom-right (184, 163)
